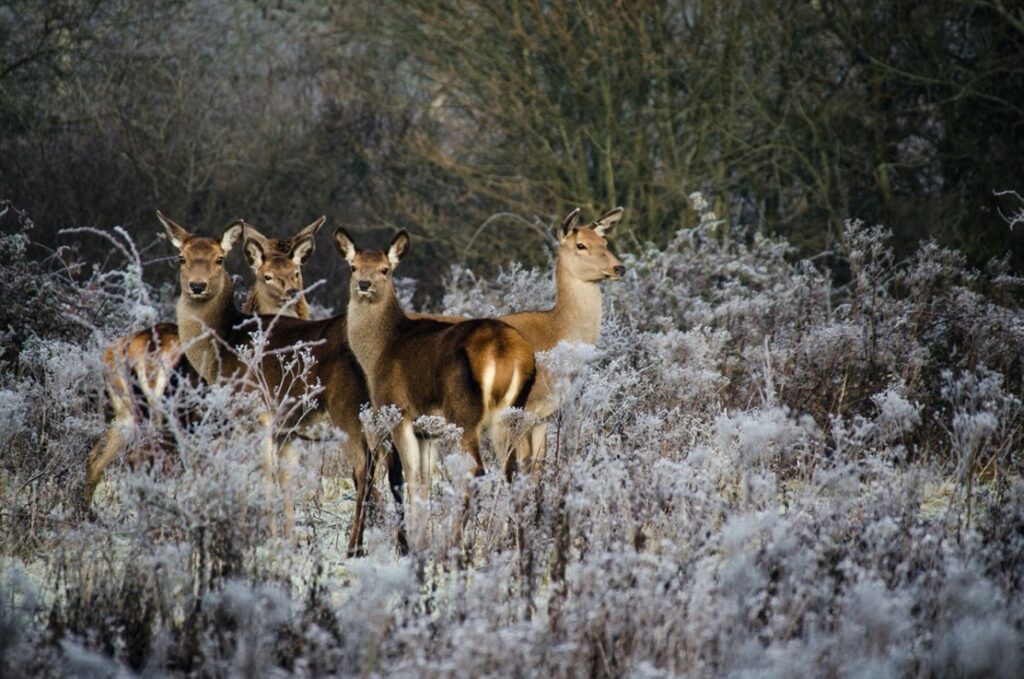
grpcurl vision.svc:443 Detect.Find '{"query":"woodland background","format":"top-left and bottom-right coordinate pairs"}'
top-left (3, 0), bottom-right (1023, 288)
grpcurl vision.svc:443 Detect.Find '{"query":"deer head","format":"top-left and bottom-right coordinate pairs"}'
top-left (334, 228), bottom-right (409, 305)
top-left (158, 211), bottom-right (243, 302)
top-left (241, 216), bottom-right (324, 310)
top-left (556, 207), bottom-right (626, 282)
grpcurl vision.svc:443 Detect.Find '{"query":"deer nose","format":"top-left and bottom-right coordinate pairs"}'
top-left (189, 282), bottom-right (207, 295)
top-left (357, 280), bottom-right (371, 292)
top-left (613, 265), bottom-right (626, 277)
top-left (287, 289), bottom-right (299, 299)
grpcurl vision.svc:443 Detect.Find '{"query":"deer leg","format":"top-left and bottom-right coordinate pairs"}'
top-left (492, 421), bottom-right (519, 481)
top-left (527, 422), bottom-right (548, 475)
top-left (82, 418), bottom-right (131, 512)
top-left (416, 434), bottom-right (441, 481)
top-left (518, 370), bottom-right (553, 473)
top-left (143, 370), bottom-right (173, 474)
top-left (461, 427), bottom-right (486, 478)
top-left (453, 428), bottom-right (485, 562)
top-left (419, 437), bottom-right (435, 489)
top-left (257, 412), bottom-right (279, 537)
top-left (491, 410), bottom-right (536, 482)
top-left (345, 435), bottom-right (373, 558)
top-left (141, 363), bottom-right (168, 431)
top-left (81, 383), bottom-right (137, 512)
top-left (387, 444), bottom-right (409, 555)
top-left (393, 419), bottom-right (427, 551)
top-left (512, 427), bottom-right (532, 475)
top-left (277, 438), bottom-right (299, 540)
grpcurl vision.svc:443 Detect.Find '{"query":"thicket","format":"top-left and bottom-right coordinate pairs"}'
top-left (1, 195), bottom-right (1022, 676)
top-left (3, 0), bottom-right (1023, 293)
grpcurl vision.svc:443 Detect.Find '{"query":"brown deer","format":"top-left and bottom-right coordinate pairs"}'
top-left (159, 212), bottom-right (375, 552)
top-left (498, 207), bottom-right (625, 470)
top-left (240, 217), bottom-right (325, 319)
top-left (334, 228), bottom-right (536, 547)
top-left (81, 221), bottom-right (321, 510)
top-left (414, 207), bottom-right (625, 475)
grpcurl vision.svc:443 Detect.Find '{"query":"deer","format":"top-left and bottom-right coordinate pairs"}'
top-left (239, 217), bottom-right (325, 318)
top-left (413, 207), bottom-right (626, 476)
top-left (334, 228), bottom-right (536, 549)
top-left (81, 219), bottom-right (324, 511)
top-left (157, 212), bottom-right (378, 553)
top-left (497, 206), bottom-right (626, 470)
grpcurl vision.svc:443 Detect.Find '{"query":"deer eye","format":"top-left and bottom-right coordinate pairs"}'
top-left (179, 256), bottom-right (186, 264)
top-left (350, 265), bottom-right (357, 273)
top-left (576, 243), bottom-right (587, 251)
top-left (381, 267), bottom-right (389, 276)
top-left (215, 256), bottom-right (224, 265)
top-left (264, 275), bottom-right (273, 282)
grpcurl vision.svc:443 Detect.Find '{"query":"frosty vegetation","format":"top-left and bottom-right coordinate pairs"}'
top-left (1, 196), bottom-right (1023, 677)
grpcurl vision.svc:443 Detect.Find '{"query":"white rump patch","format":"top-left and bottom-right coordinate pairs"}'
top-left (501, 366), bottom-right (521, 410)
top-left (480, 360), bottom-right (496, 410)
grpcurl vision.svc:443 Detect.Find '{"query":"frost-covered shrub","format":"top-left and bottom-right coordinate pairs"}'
top-left (2, 199), bottom-right (1023, 677)
top-left (0, 388), bottom-right (29, 451)
top-left (440, 261), bottom-right (554, 318)
top-left (0, 202), bottom-right (99, 360)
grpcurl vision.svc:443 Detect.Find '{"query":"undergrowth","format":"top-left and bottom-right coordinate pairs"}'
top-left (1, 196), bottom-right (1022, 677)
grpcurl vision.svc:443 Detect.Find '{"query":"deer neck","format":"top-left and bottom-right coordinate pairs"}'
top-left (244, 287), bottom-right (307, 319)
top-left (175, 275), bottom-right (235, 383)
top-left (552, 258), bottom-right (603, 345)
top-left (346, 287), bottom-right (404, 381)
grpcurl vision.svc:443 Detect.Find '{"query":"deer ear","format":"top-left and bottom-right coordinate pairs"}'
top-left (221, 221), bottom-right (244, 252)
top-left (333, 227), bottom-right (357, 263)
top-left (290, 237), bottom-right (315, 266)
top-left (244, 223), bottom-right (270, 248)
top-left (388, 230), bottom-right (410, 267)
top-left (243, 233), bottom-right (265, 272)
top-left (592, 207), bottom-right (624, 237)
top-left (558, 208), bottom-right (581, 240)
top-left (157, 211), bottom-right (191, 250)
top-left (294, 215), bottom-right (326, 242)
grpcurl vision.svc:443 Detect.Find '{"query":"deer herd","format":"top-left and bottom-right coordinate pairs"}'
top-left (83, 207), bottom-right (626, 556)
